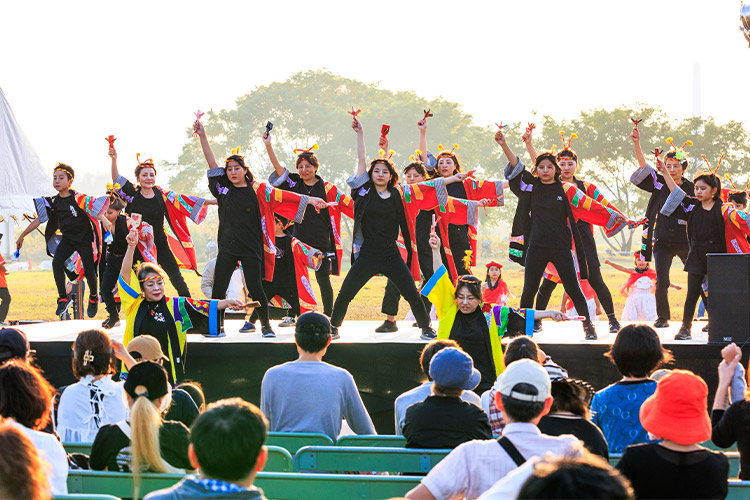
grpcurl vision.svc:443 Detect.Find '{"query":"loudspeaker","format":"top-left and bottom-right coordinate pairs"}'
top-left (707, 254), bottom-right (750, 344)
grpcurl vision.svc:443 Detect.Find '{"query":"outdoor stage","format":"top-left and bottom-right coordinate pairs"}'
top-left (24, 319), bottom-right (742, 434)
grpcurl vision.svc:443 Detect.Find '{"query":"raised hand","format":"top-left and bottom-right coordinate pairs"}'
top-left (194, 120), bottom-right (206, 137)
top-left (262, 130), bottom-right (272, 144)
top-left (417, 118), bottom-right (427, 131)
top-left (378, 136), bottom-right (389, 151)
top-left (108, 147), bottom-right (117, 160)
top-left (352, 118), bottom-right (362, 134)
top-left (630, 126), bottom-right (640, 143)
top-left (429, 229), bottom-right (440, 250)
top-left (126, 229), bottom-right (139, 247)
top-left (721, 343), bottom-right (742, 364)
top-left (494, 129), bottom-right (506, 146)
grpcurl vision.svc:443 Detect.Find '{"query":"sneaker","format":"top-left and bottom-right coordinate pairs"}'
top-left (261, 326), bottom-right (276, 338)
top-left (239, 321), bottom-right (256, 333)
top-left (702, 323), bottom-right (709, 332)
top-left (101, 315), bottom-right (119, 329)
top-left (279, 316), bottom-right (296, 328)
top-left (584, 325), bottom-right (598, 341)
top-left (674, 327), bottom-right (692, 341)
top-left (331, 326), bottom-right (340, 340)
top-left (420, 327), bottom-right (437, 340)
top-left (653, 319), bottom-right (670, 328)
top-left (375, 320), bottom-right (398, 333)
top-left (533, 319), bottom-right (543, 333)
top-left (0, 321), bottom-right (7, 327)
top-left (608, 319), bottom-right (621, 333)
top-left (87, 297), bottom-right (99, 318)
top-left (55, 298), bottom-right (70, 316)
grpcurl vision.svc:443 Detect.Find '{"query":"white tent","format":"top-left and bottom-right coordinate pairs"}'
top-left (0, 86), bottom-right (52, 256)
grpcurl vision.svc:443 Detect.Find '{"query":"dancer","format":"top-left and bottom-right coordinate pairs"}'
top-left (265, 130), bottom-right (354, 316)
top-left (119, 228), bottom-right (243, 383)
top-left (659, 156), bottom-right (750, 340)
top-left (523, 126), bottom-right (625, 333)
top-left (496, 129), bottom-right (629, 340)
top-left (194, 121), bottom-right (326, 338)
top-left (482, 261), bottom-right (511, 306)
top-left (630, 127), bottom-right (696, 328)
top-left (98, 190), bottom-right (129, 328)
top-left (16, 163), bottom-right (108, 318)
top-left (110, 146), bottom-right (209, 297)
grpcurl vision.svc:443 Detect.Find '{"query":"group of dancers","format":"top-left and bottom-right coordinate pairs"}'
top-left (13, 110), bottom-right (750, 359)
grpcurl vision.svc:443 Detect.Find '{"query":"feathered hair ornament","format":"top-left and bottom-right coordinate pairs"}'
top-left (293, 144), bottom-right (319, 155)
top-left (558, 130), bottom-right (578, 154)
top-left (724, 173), bottom-right (750, 193)
top-left (437, 143), bottom-right (460, 156)
top-left (462, 250), bottom-right (473, 273)
top-left (136, 153), bottom-right (154, 166)
top-left (106, 182), bottom-right (122, 196)
top-left (408, 149), bottom-right (424, 163)
top-left (378, 149), bottom-right (396, 161)
top-left (665, 137), bottom-right (693, 161)
top-left (701, 153), bottom-right (724, 175)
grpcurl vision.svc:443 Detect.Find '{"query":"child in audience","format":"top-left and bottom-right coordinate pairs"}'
top-left (0, 419), bottom-right (51, 500)
top-left (590, 325), bottom-right (672, 453)
top-left (482, 261), bottom-right (511, 306)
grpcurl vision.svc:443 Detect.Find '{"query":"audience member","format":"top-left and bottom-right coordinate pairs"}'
top-left (260, 312), bottom-right (375, 441)
top-left (0, 360), bottom-right (68, 494)
top-left (0, 326), bottom-right (32, 365)
top-left (712, 344), bottom-right (750, 479)
top-left (405, 359), bottom-right (583, 500)
top-left (617, 369), bottom-right (729, 499)
top-left (0, 418), bottom-right (52, 500)
top-left (145, 398), bottom-right (268, 500)
top-left (403, 347), bottom-right (492, 449)
top-left (394, 339), bottom-right (481, 435)
top-left (590, 324), bottom-right (672, 453)
top-left (178, 382), bottom-right (206, 412)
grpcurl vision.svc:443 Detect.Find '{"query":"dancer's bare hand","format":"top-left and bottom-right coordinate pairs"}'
top-left (494, 130), bottom-right (506, 146)
top-left (108, 147), bottom-right (117, 159)
top-left (721, 343), bottom-right (742, 364)
top-left (548, 311), bottom-right (565, 321)
top-left (193, 120), bottom-right (205, 137)
top-left (378, 136), bottom-right (389, 151)
top-left (417, 118), bottom-right (427, 131)
top-left (718, 352), bottom-right (742, 383)
top-left (126, 229), bottom-right (139, 247)
top-left (352, 119), bottom-right (362, 134)
top-left (630, 127), bottom-right (640, 143)
top-left (429, 230), bottom-right (440, 250)
top-left (262, 130), bottom-right (271, 144)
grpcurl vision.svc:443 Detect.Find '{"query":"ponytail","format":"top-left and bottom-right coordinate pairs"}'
top-left (129, 392), bottom-right (175, 498)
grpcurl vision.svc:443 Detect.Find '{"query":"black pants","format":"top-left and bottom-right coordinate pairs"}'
top-left (52, 237), bottom-right (98, 300)
top-left (212, 251), bottom-right (269, 327)
top-left (314, 257), bottom-right (334, 317)
top-left (381, 249), bottom-right (433, 317)
top-left (535, 264), bottom-right (616, 319)
top-left (521, 245), bottom-right (591, 327)
top-left (137, 237), bottom-right (191, 297)
top-left (100, 255), bottom-right (124, 317)
top-left (0, 287), bottom-right (10, 322)
top-left (653, 240), bottom-right (689, 322)
top-left (332, 245), bottom-right (429, 328)
top-left (250, 283), bottom-right (299, 322)
top-left (682, 272), bottom-right (705, 330)
top-left (442, 226), bottom-right (471, 277)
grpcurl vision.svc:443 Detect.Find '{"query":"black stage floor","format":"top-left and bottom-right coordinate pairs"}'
top-left (24, 319), bottom-right (745, 434)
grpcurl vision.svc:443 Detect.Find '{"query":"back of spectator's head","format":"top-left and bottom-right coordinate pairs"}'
top-left (178, 381), bottom-right (206, 412)
top-left (0, 328), bottom-right (30, 365)
top-left (550, 379), bottom-right (595, 419)
top-left (0, 419), bottom-right (51, 500)
top-left (495, 359), bottom-right (552, 423)
top-left (640, 369), bottom-right (711, 445)
top-left (0, 359), bottom-right (54, 430)
top-left (518, 453), bottom-right (634, 499)
top-left (420, 339), bottom-right (460, 380)
top-left (429, 347), bottom-right (480, 395)
top-left (605, 325), bottom-right (672, 377)
top-left (72, 329), bottom-right (115, 379)
top-left (294, 312), bottom-right (331, 353)
top-left (190, 398), bottom-right (268, 483)
top-left (504, 336), bottom-right (539, 366)
top-left (127, 335), bottom-right (168, 365)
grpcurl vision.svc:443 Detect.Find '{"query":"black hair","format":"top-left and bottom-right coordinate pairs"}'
top-left (500, 382), bottom-right (546, 422)
top-left (693, 172), bottom-right (722, 200)
top-left (532, 153), bottom-right (561, 179)
top-left (294, 322), bottom-right (331, 353)
top-left (134, 161), bottom-right (156, 179)
top-left (54, 163), bottom-right (74, 180)
top-left (484, 265), bottom-right (502, 286)
top-left (108, 197), bottom-right (126, 212)
top-left (550, 379), bottom-right (592, 419)
top-left (136, 263), bottom-right (167, 292)
top-left (556, 149), bottom-right (578, 163)
top-left (419, 339), bottom-right (460, 381)
top-left (72, 329), bottom-right (115, 379)
top-left (435, 151), bottom-right (462, 175)
top-left (504, 336), bottom-right (539, 366)
top-left (664, 151), bottom-right (688, 170)
top-left (605, 325), bottom-right (673, 377)
top-left (367, 159), bottom-right (399, 187)
top-left (728, 191), bottom-right (748, 206)
top-left (225, 155), bottom-right (254, 184)
top-left (295, 152), bottom-right (320, 173)
top-left (177, 381), bottom-right (205, 412)
top-left (455, 275), bottom-right (483, 303)
top-left (0, 360), bottom-right (54, 430)
top-left (403, 162), bottom-right (427, 177)
top-left (190, 398), bottom-right (268, 482)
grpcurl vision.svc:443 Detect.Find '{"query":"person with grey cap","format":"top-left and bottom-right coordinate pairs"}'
top-left (403, 347), bottom-right (491, 449)
top-left (406, 359), bottom-right (582, 500)
top-left (260, 311), bottom-right (375, 442)
top-left (0, 327), bottom-right (31, 364)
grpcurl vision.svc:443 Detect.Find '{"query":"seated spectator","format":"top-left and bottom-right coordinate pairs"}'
top-left (0, 419), bottom-right (51, 500)
top-left (0, 360), bottom-right (68, 494)
top-left (538, 378), bottom-right (609, 459)
top-left (0, 327), bottom-right (32, 365)
top-left (178, 381), bottom-right (206, 412)
top-left (405, 359), bottom-right (583, 500)
top-left (712, 343), bottom-right (750, 479)
top-left (590, 325), bottom-right (672, 453)
top-left (89, 361), bottom-right (191, 482)
top-left (145, 398), bottom-right (268, 500)
top-left (617, 369), bottom-right (729, 499)
top-left (260, 312), bottom-right (375, 442)
top-left (394, 339), bottom-right (481, 435)
top-left (403, 347), bottom-right (492, 449)
top-left (57, 329), bottom-right (131, 442)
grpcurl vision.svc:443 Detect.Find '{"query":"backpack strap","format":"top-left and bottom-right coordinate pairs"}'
top-left (498, 436), bottom-right (526, 467)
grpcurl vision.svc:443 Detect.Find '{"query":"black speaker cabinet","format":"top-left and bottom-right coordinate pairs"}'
top-left (707, 254), bottom-right (750, 344)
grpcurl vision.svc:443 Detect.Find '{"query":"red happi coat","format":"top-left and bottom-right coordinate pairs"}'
top-left (323, 182), bottom-right (354, 275)
top-left (268, 237), bottom-right (323, 312)
top-left (577, 180), bottom-right (626, 237)
top-left (434, 197), bottom-right (483, 282)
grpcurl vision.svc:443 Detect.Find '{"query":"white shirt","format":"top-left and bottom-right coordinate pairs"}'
top-left (57, 375), bottom-right (127, 443)
top-left (13, 421), bottom-right (69, 495)
top-left (477, 456), bottom-right (542, 500)
top-left (420, 422), bottom-right (583, 500)
top-left (201, 259), bottom-right (246, 312)
top-left (394, 382), bottom-right (481, 436)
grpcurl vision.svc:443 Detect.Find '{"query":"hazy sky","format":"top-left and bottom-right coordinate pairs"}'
top-left (2, 0), bottom-right (748, 185)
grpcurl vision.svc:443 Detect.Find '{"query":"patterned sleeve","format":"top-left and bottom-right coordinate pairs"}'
top-left (565, 184), bottom-right (622, 230)
top-left (723, 205), bottom-right (750, 237)
top-left (660, 186), bottom-right (698, 221)
top-left (629, 162), bottom-right (660, 193)
top-left (262, 183), bottom-right (310, 224)
top-left (161, 189), bottom-right (208, 224)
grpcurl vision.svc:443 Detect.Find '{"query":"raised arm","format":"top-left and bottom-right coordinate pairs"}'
top-left (353, 118), bottom-right (367, 177)
top-left (120, 229), bottom-right (138, 286)
top-left (109, 146), bottom-right (120, 182)
top-left (418, 119), bottom-right (428, 164)
top-left (521, 124), bottom-right (539, 163)
top-left (631, 126), bottom-right (647, 169)
top-left (193, 121), bottom-right (220, 170)
top-left (660, 156), bottom-right (677, 192)
top-left (494, 129), bottom-right (518, 167)
top-left (429, 228), bottom-right (442, 273)
top-left (262, 129), bottom-right (285, 176)
top-left (603, 259), bottom-right (631, 274)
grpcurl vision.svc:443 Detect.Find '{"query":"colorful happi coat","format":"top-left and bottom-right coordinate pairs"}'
top-left (268, 237), bottom-right (323, 312)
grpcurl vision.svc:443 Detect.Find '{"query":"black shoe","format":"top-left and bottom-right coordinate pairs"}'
top-left (654, 319), bottom-right (670, 328)
top-left (375, 320), bottom-right (398, 333)
top-left (674, 327), bottom-right (692, 341)
top-left (239, 321), bottom-right (256, 333)
top-left (261, 326), bottom-right (276, 338)
top-left (101, 315), bottom-right (119, 329)
top-left (420, 327), bottom-right (437, 340)
top-left (87, 297), bottom-right (99, 318)
top-left (584, 325), bottom-right (598, 340)
top-left (331, 326), bottom-right (340, 340)
top-left (412, 322), bottom-right (419, 327)
top-left (609, 319), bottom-right (621, 333)
top-left (56, 298), bottom-right (69, 316)
top-left (702, 323), bottom-right (709, 332)
top-left (533, 319), bottom-right (543, 333)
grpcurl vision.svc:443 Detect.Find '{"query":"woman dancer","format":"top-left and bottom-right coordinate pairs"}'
top-left (523, 126), bottom-right (625, 333)
top-left (496, 129), bottom-right (629, 340)
top-left (482, 261), bottom-right (511, 306)
top-left (264, 130), bottom-right (353, 316)
top-left (659, 155), bottom-right (750, 340)
top-left (194, 121), bottom-right (326, 338)
top-left (110, 147), bottom-right (210, 297)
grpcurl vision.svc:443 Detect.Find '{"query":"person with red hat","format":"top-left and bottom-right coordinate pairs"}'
top-left (616, 369), bottom-right (729, 499)
top-left (482, 261), bottom-right (511, 306)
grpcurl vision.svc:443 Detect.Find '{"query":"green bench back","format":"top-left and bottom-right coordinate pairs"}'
top-left (336, 435), bottom-right (407, 448)
top-left (64, 442), bottom-right (93, 455)
top-left (609, 451), bottom-right (741, 478)
top-left (267, 432), bottom-right (334, 454)
top-left (54, 495), bottom-right (120, 500)
top-left (728, 480), bottom-right (750, 500)
top-left (294, 446), bottom-right (449, 474)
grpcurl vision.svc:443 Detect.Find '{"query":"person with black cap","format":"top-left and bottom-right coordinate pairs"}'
top-left (403, 347), bottom-right (492, 449)
top-left (260, 311), bottom-right (375, 442)
top-left (0, 327), bottom-right (31, 365)
top-left (16, 163), bottom-right (110, 318)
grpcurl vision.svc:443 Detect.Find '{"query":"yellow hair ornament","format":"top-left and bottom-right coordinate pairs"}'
top-left (462, 250), bottom-right (473, 272)
top-left (437, 144), bottom-right (459, 155)
top-left (415, 149), bottom-right (422, 156)
top-left (293, 143), bottom-right (319, 155)
top-left (377, 149), bottom-right (395, 161)
top-left (230, 146), bottom-right (241, 156)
